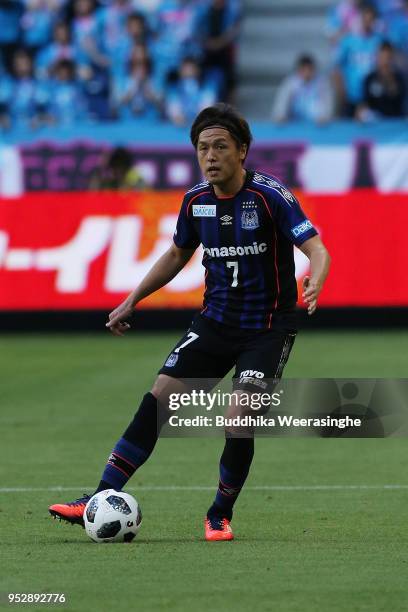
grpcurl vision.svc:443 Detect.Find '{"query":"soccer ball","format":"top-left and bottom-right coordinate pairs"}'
top-left (83, 489), bottom-right (142, 543)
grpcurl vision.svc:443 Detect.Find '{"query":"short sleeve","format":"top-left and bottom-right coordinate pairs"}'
top-left (173, 194), bottom-right (201, 250)
top-left (269, 188), bottom-right (318, 247)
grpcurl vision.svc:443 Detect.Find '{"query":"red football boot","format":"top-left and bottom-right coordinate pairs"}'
top-left (204, 516), bottom-right (234, 541)
top-left (49, 494), bottom-right (92, 527)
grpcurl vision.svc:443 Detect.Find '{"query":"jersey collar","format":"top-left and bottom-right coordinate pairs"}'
top-left (210, 169), bottom-right (254, 200)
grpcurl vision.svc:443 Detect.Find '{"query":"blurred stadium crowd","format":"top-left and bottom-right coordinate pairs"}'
top-left (1, 0), bottom-right (408, 130)
top-left (0, 0), bottom-right (240, 128)
top-left (274, 0), bottom-right (408, 123)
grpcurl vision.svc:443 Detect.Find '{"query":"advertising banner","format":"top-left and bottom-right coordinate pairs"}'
top-left (11, 141), bottom-right (408, 193)
top-left (0, 190), bottom-right (406, 310)
top-left (2, 119), bottom-right (408, 195)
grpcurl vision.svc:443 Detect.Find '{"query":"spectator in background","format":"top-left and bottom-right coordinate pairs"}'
top-left (79, 62), bottom-right (111, 121)
top-left (89, 146), bottom-right (146, 190)
top-left (71, 0), bottom-right (108, 70)
top-left (0, 1), bottom-right (24, 73)
top-left (272, 55), bottom-right (335, 124)
top-left (0, 62), bottom-right (13, 130)
top-left (357, 41), bottom-right (406, 120)
top-left (373, 0), bottom-right (402, 20)
top-left (326, 0), bottom-right (366, 44)
top-left (386, 0), bottom-right (408, 58)
top-left (126, 11), bottom-right (150, 47)
top-left (109, 12), bottom-right (151, 83)
top-left (97, 0), bottom-right (133, 56)
top-left (165, 57), bottom-right (218, 126)
top-left (333, 3), bottom-right (383, 116)
top-left (112, 53), bottom-right (161, 120)
top-left (21, 0), bottom-right (55, 56)
top-left (128, 43), bottom-right (151, 69)
top-left (195, 0), bottom-right (241, 101)
top-left (150, 0), bottom-right (199, 94)
top-left (0, 49), bottom-right (47, 129)
top-left (46, 58), bottom-right (85, 125)
top-left (36, 21), bottom-right (77, 79)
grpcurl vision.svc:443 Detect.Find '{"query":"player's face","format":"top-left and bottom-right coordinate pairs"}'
top-left (196, 128), bottom-right (247, 189)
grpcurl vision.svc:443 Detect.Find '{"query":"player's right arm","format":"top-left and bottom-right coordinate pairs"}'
top-left (106, 244), bottom-right (195, 336)
top-left (107, 192), bottom-right (200, 336)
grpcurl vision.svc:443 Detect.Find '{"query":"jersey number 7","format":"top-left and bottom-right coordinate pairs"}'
top-left (226, 261), bottom-right (239, 287)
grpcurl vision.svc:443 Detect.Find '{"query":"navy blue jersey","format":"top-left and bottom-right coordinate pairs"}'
top-left (173, 169), bottom-right (318, 329)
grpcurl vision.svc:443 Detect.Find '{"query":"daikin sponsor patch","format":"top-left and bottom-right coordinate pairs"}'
top-left (192, 204), bottom-right (216, 217)
top-left (291, 219), bottom-right (313, 238)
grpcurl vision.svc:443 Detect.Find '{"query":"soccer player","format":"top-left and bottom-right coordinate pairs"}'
top-left (49, 104), bottom-right (331, 541)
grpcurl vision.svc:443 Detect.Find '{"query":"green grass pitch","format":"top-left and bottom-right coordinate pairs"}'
top-left (1, 330), bottom-right (407, 611)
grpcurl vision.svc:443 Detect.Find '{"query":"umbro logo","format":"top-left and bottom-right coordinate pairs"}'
top-left (220, 214), bottom-right (233, 225)
top-left (222, 487), bottom-right (237, 495)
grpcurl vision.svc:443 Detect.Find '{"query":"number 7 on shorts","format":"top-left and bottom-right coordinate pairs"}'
top-left (174, 332), bottom-right (199, 354)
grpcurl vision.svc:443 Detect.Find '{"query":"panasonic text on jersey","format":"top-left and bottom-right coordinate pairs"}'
top-left (203, 242), bottom-right (268, 257)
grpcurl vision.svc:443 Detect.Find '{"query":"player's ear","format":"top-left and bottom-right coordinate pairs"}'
top-left (239, 143), bottom-right (247, 162)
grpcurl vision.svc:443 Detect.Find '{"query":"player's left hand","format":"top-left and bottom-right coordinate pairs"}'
top-left (302, 276), bottom-right (321, 315)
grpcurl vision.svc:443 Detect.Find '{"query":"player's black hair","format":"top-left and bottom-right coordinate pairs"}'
top-left (190, 103), bottom-right (253, 159)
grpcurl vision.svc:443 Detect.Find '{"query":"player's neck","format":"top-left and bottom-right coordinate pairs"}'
top-left (213, 169), bottom-right (246, 198)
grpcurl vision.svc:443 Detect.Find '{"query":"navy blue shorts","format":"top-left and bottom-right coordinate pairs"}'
top-left (158, 312), bottom-right (297, 390)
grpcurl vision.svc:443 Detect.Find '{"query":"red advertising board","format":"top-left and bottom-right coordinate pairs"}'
top-left (0, 190), bottom-right (406, 310)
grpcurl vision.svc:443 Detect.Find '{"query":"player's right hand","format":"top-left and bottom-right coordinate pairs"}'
top-left (106, 301), bottom-right (133, 336)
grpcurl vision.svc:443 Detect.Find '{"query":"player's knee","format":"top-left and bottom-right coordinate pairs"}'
top-left (151, 374), bottom-right (189, 408)
top-left (224, 425), bottom-right (255, 438)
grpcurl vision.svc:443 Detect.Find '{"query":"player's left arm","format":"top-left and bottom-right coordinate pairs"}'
top-left (267, 182), bottom-right (331, 315)
top-left (298, 235), bottom-right (331, 315)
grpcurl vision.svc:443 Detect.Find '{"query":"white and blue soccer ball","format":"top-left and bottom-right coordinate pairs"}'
top-left (84, 489), bottom-right (142, 543)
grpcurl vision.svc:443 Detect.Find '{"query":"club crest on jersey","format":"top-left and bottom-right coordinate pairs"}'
top-left (241, 209), bottom-right (259, 230)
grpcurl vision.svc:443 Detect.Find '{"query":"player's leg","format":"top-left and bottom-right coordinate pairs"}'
top-left (96, 315), bottom-right (232, 497)
top-left (93, 376), bottom-right (188, 494)
top-left (48, 376), bottom-right (187, 525)
top-left (205, 328), bottom-right (297, 540)
top-left (204, 399), bottom-right (254, 541)
top-left (49, 315), bottom-right (234, 525)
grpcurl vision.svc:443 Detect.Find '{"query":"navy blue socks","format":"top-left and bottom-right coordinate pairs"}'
top-left (207, 436), bottom-right (255, 520)
top-left (97, 391), bottom-right (255, 521)
top-left (96, 392), bottom-right (167, 492)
